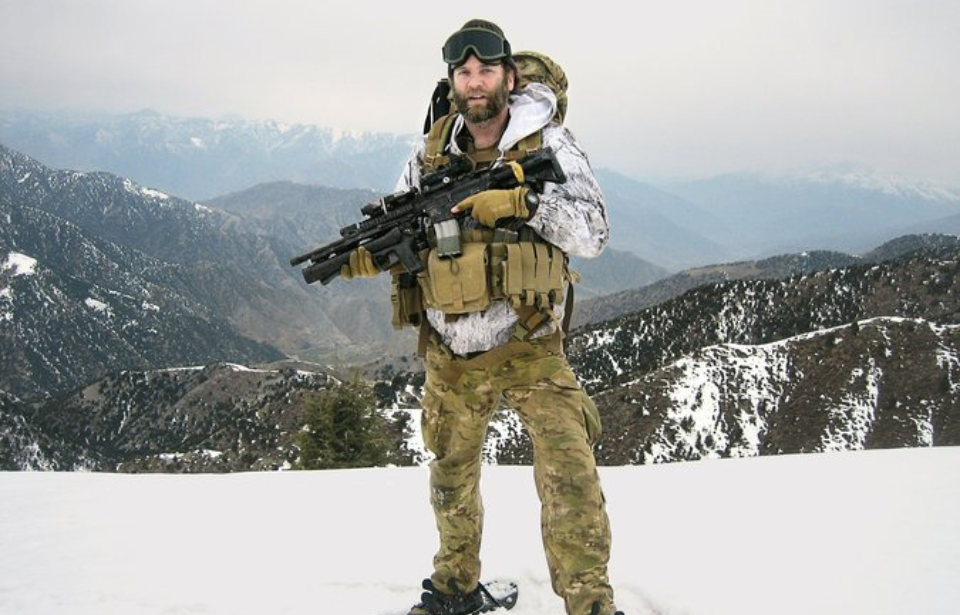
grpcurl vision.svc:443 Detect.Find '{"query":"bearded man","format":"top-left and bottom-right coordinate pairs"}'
top-left (343, 19), bottom-right (622, 615)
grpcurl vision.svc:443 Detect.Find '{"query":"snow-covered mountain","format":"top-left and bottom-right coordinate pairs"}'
top-left (569, 243), bottom-right (959, 391)
top-left (0, 109), bottom-right (416, 199)
top-left (0, 190), bottom-right (282, 401)
top-left (592, 317), bottom-right (957, 464)
top-left (0, 144), bottom-right (417, 399)
top-left (794, 165), bottom-right (960, 202)
top-left (574, 234), bottom-right (960, 327)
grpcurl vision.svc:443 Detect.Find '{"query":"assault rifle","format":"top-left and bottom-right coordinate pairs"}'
top-left (290, 148), bottom-right (567, 285)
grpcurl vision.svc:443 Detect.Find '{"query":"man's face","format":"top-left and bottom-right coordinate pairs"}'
top-left (451, 55), bottom-right (515, 124)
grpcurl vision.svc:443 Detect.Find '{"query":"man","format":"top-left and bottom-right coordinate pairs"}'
top-left (343, 19), bottom-right (621, 615)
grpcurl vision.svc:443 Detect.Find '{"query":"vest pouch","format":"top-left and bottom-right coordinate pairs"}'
top-left (422, 243), bottom-right (491, 314)
top-left (390, 270), bottom-right (424, 330)
top-left (501, 242), bottom-right (567, 310)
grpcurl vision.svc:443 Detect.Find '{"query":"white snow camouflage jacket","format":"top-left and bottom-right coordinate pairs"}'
top-left (395, 83), bottom-right (609, 356)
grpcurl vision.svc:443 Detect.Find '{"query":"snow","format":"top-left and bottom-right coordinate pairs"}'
top-left (223, 362), bottom-right (273, 373)
top-left (83, 297), bottom-right (113, 318)
top-left (796, 168), bottom-right (960, 202)
top-left (2, 252), bottom-right (38, 277)
top-left (139, 187), bottom-right (170, 200)
top-left (1, 448), bottom-right (957, 615)
top-left (820, 360), bottom-right (881, 451)
top-left (158, 449), bottom-right (223, 462)
top-left (122, 179), bottom-right (169, 201)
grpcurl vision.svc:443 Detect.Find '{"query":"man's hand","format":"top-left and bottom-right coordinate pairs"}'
top-left (453, 185), bottom-right (531, 227)
top-left (340, 246), bottom-right (380, 280)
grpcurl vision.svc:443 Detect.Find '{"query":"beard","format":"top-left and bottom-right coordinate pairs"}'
top-left (453, 74), bottom-right (511, 124)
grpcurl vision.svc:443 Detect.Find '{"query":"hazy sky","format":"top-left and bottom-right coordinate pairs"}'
top-left (2, 0), bottom-right (958, 186)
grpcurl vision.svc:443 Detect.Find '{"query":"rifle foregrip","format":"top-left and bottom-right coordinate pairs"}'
top-left (302, 252), bottom-right (351, 285)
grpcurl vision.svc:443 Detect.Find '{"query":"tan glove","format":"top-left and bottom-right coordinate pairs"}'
top-left (452, 161), bottom-right (533, 227)
top-left (340, 246), bottom-right (380, 280)
top-left (454, 185), bottom-right (531, 227)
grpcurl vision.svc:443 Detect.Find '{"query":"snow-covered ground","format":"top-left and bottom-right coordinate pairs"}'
top-left (1, 448), bottom-right (957, 615)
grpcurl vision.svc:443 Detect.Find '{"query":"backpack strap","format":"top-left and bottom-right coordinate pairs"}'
top-left (423, 79), bottom-right (452, 135)
top-left (423, 113), bottom-right (458, 173)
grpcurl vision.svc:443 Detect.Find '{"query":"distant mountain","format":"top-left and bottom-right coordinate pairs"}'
top-left (0, 198), bottom-right (282, 400)
top-left (664, 169), bottom-right (960, 258)
top-left (570, 249), bottom-right (669, 299)
top-left (0, 145), bottom-right (417, 388)
top-left (862, 232), bottom-right (960, 262)
top-left (6, 110), bottom-right (958, 273)
top-left (596, 169), bottom-right (735, 270)
top-left (569, 244), bottom-right (959, 392)
top-left (574, 234), bottom-right (960, 327)
top-left (0, 109), bottom-right (415, 200)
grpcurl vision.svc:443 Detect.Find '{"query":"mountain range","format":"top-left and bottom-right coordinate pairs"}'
top-left (574, 233), bottom-right (960, 327)
top-left (1, 109), bottom-right (959, 472)
top-left (3, 109), bottom-right (959, 271)
top-left (4, 237), bottom-right (954, 471)
top-left (0, 109), bottom-right (415, 200)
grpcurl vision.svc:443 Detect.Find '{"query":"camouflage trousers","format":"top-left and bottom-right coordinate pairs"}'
top-left (420, 332), bottom-right (615, 615)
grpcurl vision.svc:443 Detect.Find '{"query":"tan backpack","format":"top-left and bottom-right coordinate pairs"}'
top-left (514, 51), bottom-right (568, 124)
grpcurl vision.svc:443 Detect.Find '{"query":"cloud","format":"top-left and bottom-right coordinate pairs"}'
top-left (1, 0), bottom-right (958, 185)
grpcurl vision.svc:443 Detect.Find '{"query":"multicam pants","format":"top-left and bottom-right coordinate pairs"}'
top-left (420, 332), bottom-right (615, 615)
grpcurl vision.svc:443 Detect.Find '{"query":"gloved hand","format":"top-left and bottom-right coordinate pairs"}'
top-left (452, 160), bottom-right (534, 227)
top-left (340, 246), bottom-right (380, 280)
top-left (453, 185), bottom-right (531, 227)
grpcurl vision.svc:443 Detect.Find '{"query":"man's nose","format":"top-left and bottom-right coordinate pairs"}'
top-left (465, 73), bottom-right (484, 88)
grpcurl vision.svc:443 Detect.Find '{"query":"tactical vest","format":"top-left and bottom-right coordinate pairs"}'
top-left (391, 113), bottom-right (576, 349)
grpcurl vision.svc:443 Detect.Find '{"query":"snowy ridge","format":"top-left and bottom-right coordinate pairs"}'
top-left (0, 109), bottom-right (416, 198)
top-left (570, 245), bottom-right (959, 393)
top-left (599, 317), bottom-right (958, 465)
top-left (796, 167), bottom-right (960, 202)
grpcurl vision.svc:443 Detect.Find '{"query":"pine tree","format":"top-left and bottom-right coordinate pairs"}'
top-left (296, 377), bottom-right (390, 470)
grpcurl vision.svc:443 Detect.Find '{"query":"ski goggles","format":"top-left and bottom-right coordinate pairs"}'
top-left (442, 28), bottom-right (512, 66)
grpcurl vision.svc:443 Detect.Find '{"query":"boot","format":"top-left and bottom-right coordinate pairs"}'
top-left (407, 578), bottom-right (485, 615)
top-left (589, 601), bottom-right (625, 615)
